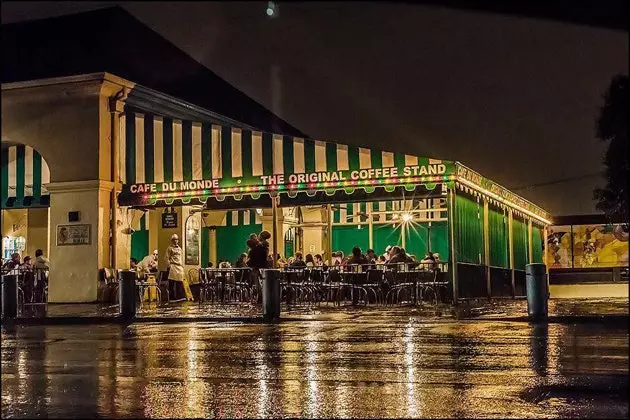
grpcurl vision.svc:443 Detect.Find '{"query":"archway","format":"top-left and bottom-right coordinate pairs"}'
top-left (1, 142), bottom-right (51, 261)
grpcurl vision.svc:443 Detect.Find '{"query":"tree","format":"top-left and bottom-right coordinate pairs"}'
top-left (594, 74), bottom-right (628, 224)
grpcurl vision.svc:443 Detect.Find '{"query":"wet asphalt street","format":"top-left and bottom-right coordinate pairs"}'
top-left (1, 315), bottom-right (628, 419)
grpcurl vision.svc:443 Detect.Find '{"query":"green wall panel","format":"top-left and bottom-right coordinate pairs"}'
top-left (488, 207), bottom-right (509, 268)
top-left (429, 221), bottom-right (450, 261)
top-left (216, 224), bottom-right (262, 265)
top-left (455, 193), bottom-right (483, 264)
top-left (332, 225), bottom-right (369, 256)
top-left (373, 224), bottom-right (402, 256)
top-left (512, 218), bottom-right (529, 270)
top-left (201, 226), bottom-right (210, 267)
top-left (130, 230), bottom-right (149, 262)
top-left (404, 224), bottom-right (428, 259)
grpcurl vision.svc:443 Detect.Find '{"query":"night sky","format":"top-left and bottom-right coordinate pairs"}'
top-left (2, 1), bottom-right (628, 216)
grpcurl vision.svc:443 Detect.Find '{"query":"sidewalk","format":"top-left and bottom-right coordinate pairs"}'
top-left (3, 296), bottom-right (628, 326)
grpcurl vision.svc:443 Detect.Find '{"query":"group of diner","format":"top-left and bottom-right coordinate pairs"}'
top-left (215, 233), bottom-right (442, 272)
top-left (1, 249), bottom-right (50, 274)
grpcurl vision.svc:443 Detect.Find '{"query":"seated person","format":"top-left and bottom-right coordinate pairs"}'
top-left (138, 250), bottom-right (159, 274)
top-left (290, 252), bottom-right (307, 268)
top-left (420, 251), bottom-right (437, 270)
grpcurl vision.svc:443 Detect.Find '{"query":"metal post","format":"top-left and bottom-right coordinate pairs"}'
top-left (272, 195), bottom-right (279, 268)
top-left (543, 225), bottom-right (550, 291)
top-left (262, 269), bottom-right (281, 320)
top-left (526, 263), bottom-right (548, 320)
top-left (508, 209), bottom-right (515, 297)
top-left (368, 204), bottom-right (374, 250)
top-left (448, 186), bottom-right (458, 302)
top-left (327, 204), bottom-right (333, 264)
top-left (118, 270), bottom-right (137, 320)
top-left (483, 199), bottom-right (491, 299)
top-left (528, 219), bottom-right (533, 264)
top-left (2, 274), bottom-right (18, 319)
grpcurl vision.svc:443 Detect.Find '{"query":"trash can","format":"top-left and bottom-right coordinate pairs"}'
top-left (262, 269), bottom-right (281, 321)
top-left (118, 270), bottom-right (137, 320)
top-left (1, 274), bottom-right (18, 320)
top-left (526, 263), bottom-right (548, 320)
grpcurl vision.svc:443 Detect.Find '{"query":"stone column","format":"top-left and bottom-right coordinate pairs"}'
top-left (46, 180), bottom-right (114, 303)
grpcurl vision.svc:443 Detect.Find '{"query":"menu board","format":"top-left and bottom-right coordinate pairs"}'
top-left (162, 213), bottom-right (178, 228)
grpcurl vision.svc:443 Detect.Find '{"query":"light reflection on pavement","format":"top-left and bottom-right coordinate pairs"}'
top-left (1, 316), bottom-right (628, 418)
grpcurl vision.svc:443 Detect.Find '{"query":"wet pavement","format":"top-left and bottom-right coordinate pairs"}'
top-left (13, 297), bottom-right (630, 322)
top-left (2, 313), bottom-right (628, 418)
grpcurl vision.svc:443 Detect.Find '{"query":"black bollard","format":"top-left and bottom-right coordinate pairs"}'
top-left (262, 269), bottom-right (281, 321)
top-left (2, 274), bottom-right (19, 320)
top-left (526, 263), bottom-right (548, 321)
top-left (118, 270), bottom-right (137, 320)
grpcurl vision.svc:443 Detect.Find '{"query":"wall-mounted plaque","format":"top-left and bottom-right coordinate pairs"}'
top-left (56, 224), bottom-right (91, 246)
top-left (162, 213), bottom-right (178, 228)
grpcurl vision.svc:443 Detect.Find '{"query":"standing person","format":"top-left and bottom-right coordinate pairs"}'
top-left (33, 249), bottom-right (50, 270)
top-left (165, 234), bottom-right (193, 301)
top-left (32, 249), bottom-right (50, 303)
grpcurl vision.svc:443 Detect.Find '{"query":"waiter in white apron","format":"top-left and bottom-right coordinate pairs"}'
top-left (165, 234), bottom-right (193, 301)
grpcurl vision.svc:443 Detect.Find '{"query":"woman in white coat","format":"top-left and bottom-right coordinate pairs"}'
top-left (165, 234), bottom-right (193, 301)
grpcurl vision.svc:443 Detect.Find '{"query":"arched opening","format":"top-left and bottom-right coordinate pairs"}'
top-left (1, 142), bottom-right (51, 262)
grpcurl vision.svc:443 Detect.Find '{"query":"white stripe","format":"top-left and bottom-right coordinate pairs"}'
top-left (359, 148), bottom-right (371, 169)
top-left (315, 141), bottom-right (327, 172)
top-left (255, 211), bottom-right (262, 224)
top-left (231, 128), bottom-right (243, 178)
top-left (8, 146), bottom-right (16, 197)
top-left (153, 117), bottom-right (164, 183)
top-left (232, 211), bottom-right (239, 226)
top-left (405, 155), bottom-right (418, 167)
top-left (172, 120), bottom-right (183, 182)
top-left (220, 212), bottom-right (227, 226)
top-left (41, 159), bottom-right (50, 192)
top-left (25, 146), bottom-right (33, 196)
top-left (382, 151), bottom-right (394, 167)
top-left (192, 122), bottom-right (202, 180)
top-left (273, 134), bottom-right (284, 175)
top-left (340, 207), bottom-right (347, 224)
top-left (293, 138), bottom-right (305, 173)
top-left (211, 125), bottom-right (222, 179)
top-left (135, 114), bottom-right (145, 184)
top-left (353, 202), bottom-right (360, 223)
top-left (336, 144), bottom-right (349, 171)
top-left (119, 114), bottom-right (126, 184)
top-left (243, 210), bottom-right (251, 226)
top-left (252, 132), bottom-right (263, 176)
top-left (379, 201), bottom-right (386, 213)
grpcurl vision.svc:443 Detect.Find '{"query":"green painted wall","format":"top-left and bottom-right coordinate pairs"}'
top-left (532, 225), bottom-right (543, 264)
top-left (332, 225), bottom-right (369, 256)
top-left (488, 206), bottom-right (509, 268)
top-left (512, 218), bottom-right (529, 270)
top-left (455, 193), bottom-right (484, 264)
top-left (216, 224), bottom-right (262, 265)
top-left (373, 224), bottom-right (401, 255)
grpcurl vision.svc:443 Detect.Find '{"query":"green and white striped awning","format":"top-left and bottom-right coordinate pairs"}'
top-left (1, 145), bottom-right (50, 209)
top-left (119, 111), bottom-right (455, 207)
top-left (220, 209), bottom-right (262, 227)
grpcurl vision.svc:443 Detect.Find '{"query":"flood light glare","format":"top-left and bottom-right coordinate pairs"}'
top-left (402, 213), bottom-right (413, 222)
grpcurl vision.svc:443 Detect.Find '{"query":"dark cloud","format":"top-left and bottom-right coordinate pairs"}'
top-left (2, 1), bottom-right (628, 215)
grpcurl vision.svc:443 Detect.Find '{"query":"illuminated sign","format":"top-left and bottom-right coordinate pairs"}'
top-left (456, 163), bottom-right (548, 221)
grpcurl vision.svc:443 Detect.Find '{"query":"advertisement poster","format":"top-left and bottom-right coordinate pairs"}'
top-left (56, 224), bottom-right (91, 246)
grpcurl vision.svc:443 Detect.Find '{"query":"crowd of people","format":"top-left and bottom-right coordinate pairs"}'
top-left (217, 236), bottom-right (442, 273)
top-left (1, 249), bottom-right (50, 274)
